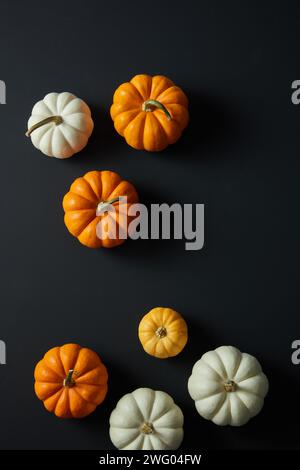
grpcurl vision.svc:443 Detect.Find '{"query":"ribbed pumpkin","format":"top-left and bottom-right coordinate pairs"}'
top-left (62, 170), bottom-right (139, 248)
top-left (188, 346), bottom-right (269, 426)
top-left (111, 74), bottom-right (189, 151)
top-left (34, 343), bottom-right (108, 418)
top-left (110, 388), bottom-right (184, 450)
top-left (138, 307), bottom-right (188, 359)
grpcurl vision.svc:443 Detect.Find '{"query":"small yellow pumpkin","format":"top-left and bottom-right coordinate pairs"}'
top-left (138, 307), bottom-right (188, 359)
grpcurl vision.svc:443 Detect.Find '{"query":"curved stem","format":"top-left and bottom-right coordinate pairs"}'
top-left (142, 99), bottom-right (172, 121)
top-left (96, 196), bottom-right (121, 216)
top-left (26, 115), bottom-right (63, 137)
top-left (63, 369), bottom-right (75, 387)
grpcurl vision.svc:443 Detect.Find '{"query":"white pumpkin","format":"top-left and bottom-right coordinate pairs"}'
top-left (26, 92), bottom-right (94, 158)
top-left (188, 346), bottom-right (269, 426)
top-left (109, 388), bottom-right (184, 450)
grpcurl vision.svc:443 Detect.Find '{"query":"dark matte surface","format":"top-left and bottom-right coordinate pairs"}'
top-left (0, 0), bottom-right (299, 450)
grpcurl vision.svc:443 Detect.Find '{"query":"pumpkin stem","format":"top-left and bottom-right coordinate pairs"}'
top-left (26, 115), bottom-right (63, 137)
top-left (142, 99), bottom-right (172, 121)
top-left (96, 196), bottom-right (121, 216)
top-left (63, 369), bottom-right (75, 387)
top-left (140, 422), bottom-right (153, 434)
top-left (155, 326), bottom-right (167, 338)
top-left (223, 380), bottom-right (236, 392)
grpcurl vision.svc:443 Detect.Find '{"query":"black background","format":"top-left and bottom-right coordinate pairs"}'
top-left (0, 0), bottom-right (299, 450)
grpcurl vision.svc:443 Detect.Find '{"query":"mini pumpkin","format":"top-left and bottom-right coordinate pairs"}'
top-left (110, 388), bottom-right (184, 450)
top-left (34, 343), bottom-right (108, 418)
top-left (188, 345), bottom-right (269, 426)
top-left (63, 170), bottom-right (139, 248)
top-left (26, 92), bottom-right (94, 158)
top-left (138, 307), bottom-right (188, 359)
top-left (110, 74), bottom-right (189, 151)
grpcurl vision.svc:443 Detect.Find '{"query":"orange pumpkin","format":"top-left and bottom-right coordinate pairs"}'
top-left (110, 74), bottom-right (189, 151)
top-left (62, 170), bottom-right (139, 248)
top-left (138, 307), bottom-right (188, 359)
top-left (34, 343), bottom-right (108, 418)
